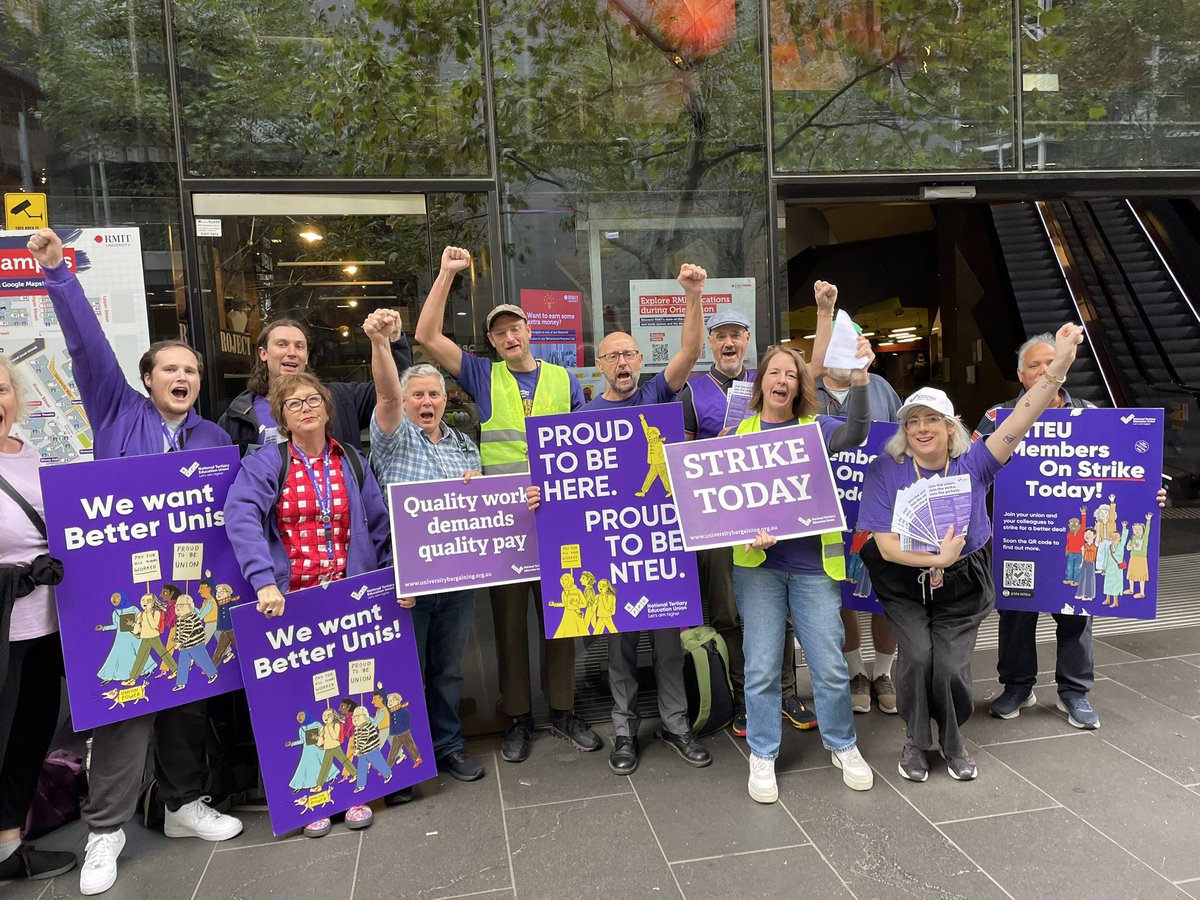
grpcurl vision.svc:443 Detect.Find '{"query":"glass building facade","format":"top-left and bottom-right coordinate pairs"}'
top-left (3, 0), bottom-right (1198, 731)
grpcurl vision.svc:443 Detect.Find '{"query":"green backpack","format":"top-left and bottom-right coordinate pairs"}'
top-left (680, 626), bottom-right (735, 735)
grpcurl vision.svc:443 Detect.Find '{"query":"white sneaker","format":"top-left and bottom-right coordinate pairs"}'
top-left (748, 753), bottom-right (778, 804)
top-left (831, 745), bottom-right (874, 791)
top-left (80, 830), bottom-right (125, 896)
top-left (163, 796), bottom-right (244, 841)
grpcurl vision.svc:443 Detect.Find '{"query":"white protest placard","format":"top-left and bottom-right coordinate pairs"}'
top-left (312, 670), bottom-right (340, 702)
top-left (348, 658), bottom-right (375, 695)
top-left (132, 550), bottom-right (161, 583)
top-left (173, 543), bottom-right (203, 581)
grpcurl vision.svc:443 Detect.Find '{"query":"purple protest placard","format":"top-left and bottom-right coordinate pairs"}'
top-left (993, 408), bottom-right (1164, 619)
top-left (41, 446), bottom-right (249, 730)
top-left (526, 403), bottom-right (700, 638)
top-left (231, 568), bottom-right (434, 835)
top-left (388, 473), bottom-right (539, 597)
top-left (662, 422), bottom-right (846, 551)
top-left (829, 420), bottom-right (899, 614)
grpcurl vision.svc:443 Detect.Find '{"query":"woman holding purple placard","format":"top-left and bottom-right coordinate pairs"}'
top-left (856, 324), bottom-right (1084, 785)
top-left (731, 342), bottom-right (875, 806)
top-left (224, 371), bottom-right (392, 838)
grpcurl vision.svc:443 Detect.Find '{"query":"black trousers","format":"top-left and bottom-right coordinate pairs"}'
top-left (997, 610), bottom-right (1093, 699)
top-left (0, 633), bottom-right (63, 830)
top-left (863, 543), bottom-right (993, 757)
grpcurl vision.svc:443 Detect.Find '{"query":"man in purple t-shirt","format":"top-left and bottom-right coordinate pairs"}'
top-left (581, 263), bottom-right (711, 776)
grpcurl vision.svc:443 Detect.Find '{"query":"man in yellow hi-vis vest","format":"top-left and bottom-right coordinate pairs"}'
top-left (414, 246), bottom-right (599, 765)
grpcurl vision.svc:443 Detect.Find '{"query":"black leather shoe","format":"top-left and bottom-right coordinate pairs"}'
top-left (383, 787), bottom-right (414, 806)
top-left (550, 709), bottom-right (602, 752)
top-left (439, 749), bottom-right (485, 782)
top-left (658, 729), bottom-right (712, 768)
top-left (501, 715), bottom-right (534, 763)
top-left (608, 735), bottom-right (639, 775)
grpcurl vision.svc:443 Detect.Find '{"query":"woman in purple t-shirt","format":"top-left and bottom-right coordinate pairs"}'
top-left (856, 324), bottom-right (1084, 784)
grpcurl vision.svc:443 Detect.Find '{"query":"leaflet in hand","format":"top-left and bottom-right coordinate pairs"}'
top-left (890, 475), bottom-right (971, 553)
top-left (722, 380), bottom-right (755, 431)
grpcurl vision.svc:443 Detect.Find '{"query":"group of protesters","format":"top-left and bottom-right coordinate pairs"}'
top-left (0, 231), bottom-right (1163, 893)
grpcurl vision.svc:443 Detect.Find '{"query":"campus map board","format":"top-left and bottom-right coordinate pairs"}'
top-left (0, 227), bottom-right (150, 463)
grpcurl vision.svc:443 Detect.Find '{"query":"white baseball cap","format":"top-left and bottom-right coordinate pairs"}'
top-left (897, 387), bottom-right (956, 420)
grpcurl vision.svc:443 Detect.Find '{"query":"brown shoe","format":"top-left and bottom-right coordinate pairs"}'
top-left (871, 674), bottom-right (897, 714)
top-left (849, 673), bottom-right (871, 713)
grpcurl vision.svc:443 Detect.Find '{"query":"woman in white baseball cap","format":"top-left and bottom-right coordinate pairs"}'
top-left (855, 324), bottom-right (1084, 784)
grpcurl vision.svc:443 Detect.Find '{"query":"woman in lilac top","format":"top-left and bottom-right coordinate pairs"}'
top-left (856, 324), bottom-right (1084, 784)
top-left (0, 355), bottom-right (76, 883)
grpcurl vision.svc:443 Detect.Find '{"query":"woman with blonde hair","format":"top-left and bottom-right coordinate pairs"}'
top-left (857, 324), bottom-right (1084, 783)
top-left (0, 354), bottom-right (74, 883)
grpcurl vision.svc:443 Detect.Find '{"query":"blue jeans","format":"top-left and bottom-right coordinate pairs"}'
top-left (175, 645), bottom-right (217, 688)
top-left (733, 566), bottom-right (857, 759)
top-left (411, 590), bottom-right (476, 760)
top-left (1065, 552), bottom-right (1082, 583)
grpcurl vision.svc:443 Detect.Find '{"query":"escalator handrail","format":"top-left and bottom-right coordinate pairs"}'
top-left (1124, 198), bottom-right (1200, 333)
top-left (1080, 200), bottom-right (1200, 399)
top-left (1033, 201), bottom-right (1121, 408)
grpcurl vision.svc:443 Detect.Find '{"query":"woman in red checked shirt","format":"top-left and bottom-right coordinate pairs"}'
top-left (225, 372), bottom-right (393, 838)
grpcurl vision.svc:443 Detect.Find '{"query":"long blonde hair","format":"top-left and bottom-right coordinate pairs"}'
top-left (885, 407), bottom-right (973, 462)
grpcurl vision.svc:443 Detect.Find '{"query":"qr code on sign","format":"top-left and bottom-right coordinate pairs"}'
top-left (1003, 561), bottom-right (1036, 590)
top-left (651, 344), bottom-right (670, 363)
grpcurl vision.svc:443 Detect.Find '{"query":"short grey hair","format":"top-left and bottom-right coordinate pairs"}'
top-left (400, 364), bottom-right (446, 397)
top-left (0, 355), bottom-right (30, 424)
top-left (1017, 333), bottom-right (1056, 369)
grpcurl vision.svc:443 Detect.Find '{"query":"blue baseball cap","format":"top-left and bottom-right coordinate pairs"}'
top-left (705, 309), bottom-right (751, 332)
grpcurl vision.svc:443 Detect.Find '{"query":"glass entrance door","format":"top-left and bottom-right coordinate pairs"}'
top-left (190, 192), bottom-right (496, 434)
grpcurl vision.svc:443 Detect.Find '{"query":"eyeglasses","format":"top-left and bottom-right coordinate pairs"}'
top-left (283, 394), bottom-right (324, 412)
top-left (903, 415), bottom-right (948, 431)
top-left (598, 350), bottom-right (641, 363)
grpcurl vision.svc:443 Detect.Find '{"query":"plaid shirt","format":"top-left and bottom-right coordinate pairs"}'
top-left (369, 413), bottom-right (481, 487)
top-left (277, 440), bottom-right (351, 590)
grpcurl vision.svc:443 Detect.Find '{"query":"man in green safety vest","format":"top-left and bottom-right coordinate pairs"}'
top-left (414, 246), bottom-right (600, 764)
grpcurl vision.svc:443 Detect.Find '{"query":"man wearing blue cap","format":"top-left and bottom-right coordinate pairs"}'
top-left (675, 285), bottom-right (836, 736)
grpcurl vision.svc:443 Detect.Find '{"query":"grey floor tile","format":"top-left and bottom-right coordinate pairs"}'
top-left (1179, 879), bottom-right (1200, 900)
top-left (353, 759), bottom-right (511, 899)
top-left (887, 737), bottom-right (1057, 824)
top-left (1082, 680), bottom-right (1200, 785)
top-left (1098, 658), bottom-right (1200, 717)
top-left (958, 683), bottom-right (1088, 747)
top-left (987, 735), bottom-right (1200, 882)
top-left (631, 731), bottom-right (806, 863)
top-left (1094, 626), bottom-right (1200, 661)
top-left (42, 824), bottom-right (213, 900)
top-left (213, 807), bottom-right (307, 849)
top-left (777, 766), bottom-right (1007, 900)
top-left (506, 793), bottom-right (679, 898)
top-left (192, 828), bottom-right (357, 900)
top-left (1182, 655), bottom-right (1200, 669)
top-left (673, 844), bottom-right (851, 899)
top-left (942, 807), bottom-right (1185, 899)
top-left (496, 724), bottom-right (630, 809)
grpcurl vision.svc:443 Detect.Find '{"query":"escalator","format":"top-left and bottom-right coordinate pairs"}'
top-left (988, 202), bottom-right (1110, 406)
top-left (990, 198), bottom-right (1200, 493)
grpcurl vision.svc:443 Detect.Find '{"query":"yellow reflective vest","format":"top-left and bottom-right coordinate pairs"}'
top-left (480, 360), bottom-right (572, 475)
top-left (730, 413), bottom-right (846, 581)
